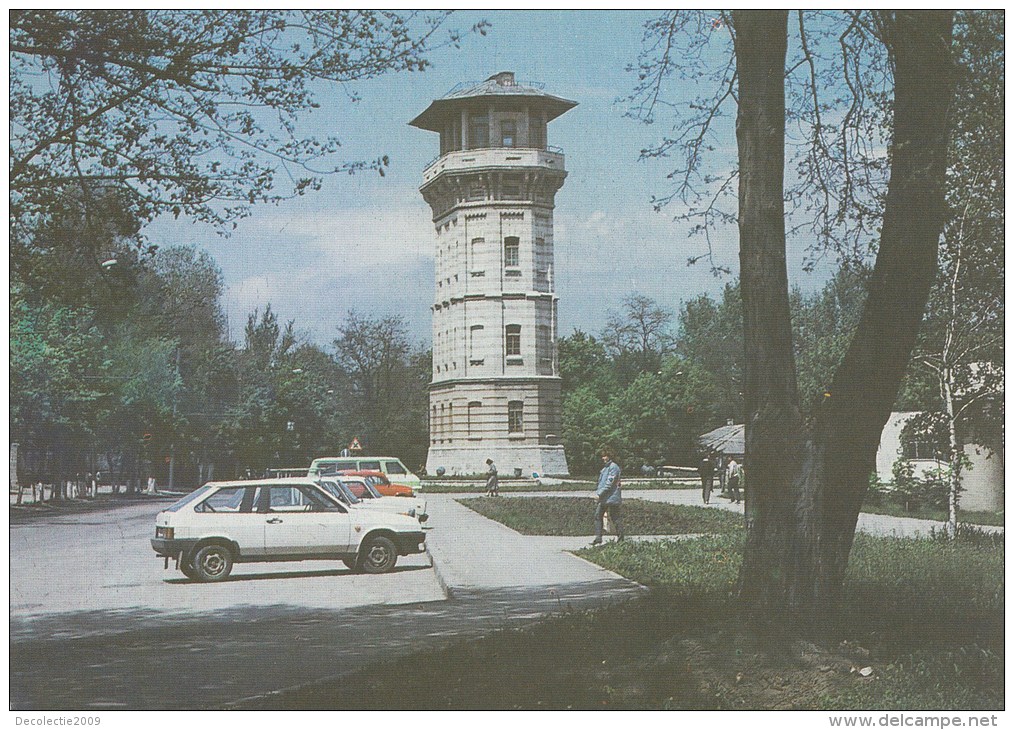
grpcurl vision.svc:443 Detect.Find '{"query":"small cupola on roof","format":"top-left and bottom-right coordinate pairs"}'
top-left (488, 71), bottom-right (515, 85)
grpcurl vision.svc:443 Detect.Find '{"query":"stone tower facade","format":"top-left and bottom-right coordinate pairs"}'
top-left (410, 72), bottom-right (575, 476)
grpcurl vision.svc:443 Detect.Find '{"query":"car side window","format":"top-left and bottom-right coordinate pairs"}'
top-left (266, 485), bottom-right (345, 513)
top-left (195, 487), bottom-right (253, 513)
top-left (385, 460), bottom-right (407, 475)
top-left (359, 460), bottom-right (381, 471)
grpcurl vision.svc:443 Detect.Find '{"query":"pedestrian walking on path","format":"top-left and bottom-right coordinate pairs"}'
top-left (698, 454), bottom-right (715, 504)
top-left (726, 458), bottom-right (743, 504)
top-left (591, 447), bottom-right (624, 546)
top-left (484, 458), bottom-right (499, 497)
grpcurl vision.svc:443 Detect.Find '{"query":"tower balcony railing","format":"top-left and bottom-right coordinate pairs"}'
top-left (422, 146), bottom-right (564, 183)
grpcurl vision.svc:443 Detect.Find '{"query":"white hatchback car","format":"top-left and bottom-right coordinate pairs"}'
top-left (151, 478), bottom-right (426, 582)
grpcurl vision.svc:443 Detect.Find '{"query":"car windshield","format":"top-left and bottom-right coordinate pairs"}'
top-left (163, 484), bottom-right (216, 512)
top-left (341, 479), bottom-right (382, 500)
top-left (319, 479), bottom-right (359, 505)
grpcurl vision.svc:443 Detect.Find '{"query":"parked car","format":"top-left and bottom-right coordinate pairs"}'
top-left (338, 470), bottom-right (414, 498)
top-left (308, 456), bottom-right (422, 488)
top-left (151, 478), bottom-right (426, 581)
top-left (323, 476), bottom-right (428, 524)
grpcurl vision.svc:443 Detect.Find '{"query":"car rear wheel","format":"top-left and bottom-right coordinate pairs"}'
top-left (359, 535), bottom-right (398, 574)
top-left (192, 543), bottom-right (234, 582)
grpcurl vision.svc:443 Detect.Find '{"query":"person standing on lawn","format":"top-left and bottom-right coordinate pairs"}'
top-left (591, 447), bottom-right (624, 546)
top-left (484, 458), bottom-right (499, 497)
top-left (698, 454), bottom-right (716, 504)
top-left (726, 457), bottom-right (743, 504)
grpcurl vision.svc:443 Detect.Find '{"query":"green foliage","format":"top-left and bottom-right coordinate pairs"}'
top-left (10, 10), bottom-right (471, 235)
top-left (791, 266), bottom-right (870, 412)
top-left (889, 458), bottom-right (949, 512)
top-left (458, 497), bottom-right (743, 536)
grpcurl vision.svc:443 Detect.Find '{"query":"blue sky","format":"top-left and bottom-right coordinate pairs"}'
top-left (146, 10), bottom-right (835, 346)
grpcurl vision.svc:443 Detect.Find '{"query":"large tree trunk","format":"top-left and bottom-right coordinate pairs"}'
top-left (735, 10), bottom-right (955, 624)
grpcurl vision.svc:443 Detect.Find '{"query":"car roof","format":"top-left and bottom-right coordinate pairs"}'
top-left (311, 456), bottom-right (401, 462)
top-left (203, 477), bottom-right (322, 488)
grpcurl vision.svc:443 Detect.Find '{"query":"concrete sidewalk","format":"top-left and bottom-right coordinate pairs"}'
top-left (433, 489), bottom-right (1003, 539)
top-left (424, 494), bottom-right (646, 613)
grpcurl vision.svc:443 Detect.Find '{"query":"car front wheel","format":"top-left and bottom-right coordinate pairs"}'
top-left (179, 557), bottom-right (199, 581)
top-left (359, 535), bottom-right (398, 574)
top-left (192, 544), bottom-right (234, 582)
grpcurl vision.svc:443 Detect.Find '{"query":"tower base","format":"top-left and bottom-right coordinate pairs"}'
top-left (426, 444), bottom-right (569, 478)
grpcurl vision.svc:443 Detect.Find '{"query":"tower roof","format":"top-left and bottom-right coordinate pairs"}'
top-left (410, 71), bottom-right (577, 132)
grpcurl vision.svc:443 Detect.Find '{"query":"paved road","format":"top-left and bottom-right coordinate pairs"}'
top-left (13, 488), bottom-right (991, 710)
top-left (10, 494), bottom-right (641, 710)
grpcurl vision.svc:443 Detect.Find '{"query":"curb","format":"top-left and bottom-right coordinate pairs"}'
top-left (424, 542), bottom-right (454, 600)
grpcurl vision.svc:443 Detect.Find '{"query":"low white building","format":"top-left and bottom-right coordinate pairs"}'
top-left (876, 412), bottom-right (1003, 512)
top-left (698, 412), bottom-right (1004, 511)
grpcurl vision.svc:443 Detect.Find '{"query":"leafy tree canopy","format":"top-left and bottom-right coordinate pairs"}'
top-left (10, 10), bottom-right (480, 240)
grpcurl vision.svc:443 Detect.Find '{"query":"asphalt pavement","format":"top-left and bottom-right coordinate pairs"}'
top-left (9, 488), bottom-right (998, 709)
top-left (9, 492), bottom-right (641, 710)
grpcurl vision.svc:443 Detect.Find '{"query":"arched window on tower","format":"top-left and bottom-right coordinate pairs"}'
top-left (505, 324), bottom-right (522, 357)
top-left (508, 400), bottom-right (524, 434)
top-left (469, 324), bottom-right (485, 366)
top-left (504, 236), bottom-right (520, 267)
top-left (467, 401), bottom-right (482, 439)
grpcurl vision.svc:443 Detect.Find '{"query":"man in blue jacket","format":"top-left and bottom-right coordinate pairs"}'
top-left (591, 447), bottom-right (624, 546)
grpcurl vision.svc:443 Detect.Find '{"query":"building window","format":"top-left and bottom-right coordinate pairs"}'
top-left (469, 113), bottom-right (489, 149)
top-left (469, 324), bottom-right (484, 364)
top-left (902, 441), bottom-right (942, 460)
top-left (504, 236), bottom-right (520, 267)
top-left (537, 324), bottom-right (554, 374)
top-left (529, 115), bottom-right (545, 148)
top-left (505, 324), bottom-right (521, 356)
top-left (500, 119), bottom-right (516, 147)
top-left (467, 401), bottom-right (481, 438)
top-left (508, 400), bottom-right (524, 433)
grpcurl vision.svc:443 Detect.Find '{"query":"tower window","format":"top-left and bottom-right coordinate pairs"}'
top-left (468, 401), bottom-right (482, 438)
top-left (504, 236), bottom-right (520, 267)
top-left (469, 113), bottom-right (489, 149)
top-left (500, 119), bottom-right (516, 147)
top-left (505, 324), bottom-right (521, 356)
top-left (469, 324), bottom-right (484, 364)
top-left (508, 401), bottom-right (524, 433)
top-left (529, 115), bottom-right (545, 148)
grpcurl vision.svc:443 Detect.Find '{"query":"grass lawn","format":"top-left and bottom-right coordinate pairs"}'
top-left (861, 499), bottom-right (1004, 526)
top-left (247, 530), bottom-right (1002, 711)
top-left (421, 479), bottom-right (697, 493)
top-left (458, 496), bottom-right (743, 535)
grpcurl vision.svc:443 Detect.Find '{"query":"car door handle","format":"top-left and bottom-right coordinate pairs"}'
top-left (266, 518), bottom-right (283, 524)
